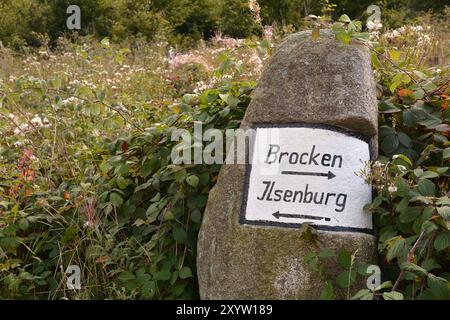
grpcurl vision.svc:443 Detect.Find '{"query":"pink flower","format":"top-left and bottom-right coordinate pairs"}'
top-left (263, 25), bottom-right (274, 40)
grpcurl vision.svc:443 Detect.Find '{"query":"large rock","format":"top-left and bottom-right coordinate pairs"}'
top-left (197, 30), bottom-right (378, 299)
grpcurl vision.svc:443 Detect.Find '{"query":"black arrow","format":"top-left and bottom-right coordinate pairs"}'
top-left (281, 170), bottom-right (336, 180)
top-left (272, 211), bottom-right (331, 222)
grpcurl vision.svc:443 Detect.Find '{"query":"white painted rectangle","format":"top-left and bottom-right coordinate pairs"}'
top-left (241, 124), bottom-right (373, 233)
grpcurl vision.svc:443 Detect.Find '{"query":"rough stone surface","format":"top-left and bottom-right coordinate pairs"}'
top-left (197, 30), bottom-right (378, 300)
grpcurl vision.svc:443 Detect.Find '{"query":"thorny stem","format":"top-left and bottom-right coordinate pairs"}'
top-left (365, 44), bottom-right (438, 102)
top-left (391, 230), bottom-right (426, 292)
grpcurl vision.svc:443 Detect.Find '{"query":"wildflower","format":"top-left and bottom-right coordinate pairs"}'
top-left (373, 161), bottom-right (384, 168)
top-left (62, 96), bottom-right (82, 106)
top-left (30, 116), bottom-right (49, 127)
top-left (388, 185), bottom-right (398, 194)
top-left (211, 32), bottom-right (243, 48)
top-left (263, 25), bottom-right (274, 40)
top-left (83, 198), bottom-right (98, 228)
top-left (169, 52), bottom-right (213, 72)
top-left (248, 51), bottom-right (263, 75)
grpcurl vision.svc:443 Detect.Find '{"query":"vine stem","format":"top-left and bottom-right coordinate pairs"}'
top-left (391, 230), bottom-right (426, 292)
top-left (364, 44), bottom-right (436, 102)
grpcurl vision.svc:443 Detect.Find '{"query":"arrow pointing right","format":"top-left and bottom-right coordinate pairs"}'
top-left (281, 170), bottom-right (336, 180)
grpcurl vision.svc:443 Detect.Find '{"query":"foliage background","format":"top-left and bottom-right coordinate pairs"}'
top-left (0, 1), bottom-right (448, 299)
top-left (0, 0), bottom-right (448, 49)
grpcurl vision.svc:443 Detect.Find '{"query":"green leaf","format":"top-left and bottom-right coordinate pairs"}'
top-left (413, 70), bottom-right (428, 80)
top-left (142, 281), bottom-right (156, 298)
top-left (379, 101), bottom-right (401, 114)
top-left (389, 50), bottom-right (401, 62)
top-left (390, 73), bottom-right (410, 92)
top-left (371, 53), bottom-right (382, 70)
top-left (320, 281), bottom-right (335, 300)
top-left (318, 248), bottom-right (336, 258)
top-left (419, 171), bottom-right (439, 180)
top-left (421, 258), bottom-right (441, 272)
top-left (191, 209), bottom-right (202, 224)
top-left (338, 249), bottom-right (352, 269)
top-left (411, 89), bottom-right (425, 100)
top-left (339, 14), bottom-right (351, 23)
top-left (135, 182), bottom-right (152, 193)
top-left (179, 267), bottom-right (193, 279)
top-left (417, 179), bottom-right (435, 196)
top-left (383, 291), bottom-right (404, 300)
top-left (443, 148), bottom-right (450, 159)
top-left (419, 115), bottom-right (442, 129)
top-left (219, 94), bottom-right (240, 108)
top-left (399, 206), bottom-right (421, 223)
top-left (351, 289), bottom-right (373, 300)
top-left (186, 175), bottom-right (199, 188)
top-left (154, 270), bottom-right (172, 281)
top-left (336, 270), bottom-right (356, 288)
top-left (422, 221), bottom-right (439, 234)
top-left (110, 192), bottom-right (123, 207)
top-left (119, 271), bottom-right (135, 282)
top-left (395, 197), bottom-right (410, 213)
top-left (436, 206), bottom-right (450, 219)
top-left (403, 107), bottom-right (429, 127)
top-left (400, 262), bottom-right (428, 276)
top-left (392, 154), bottom-right (413, 168)
top-left (436, 197), bottom-right (450, 206)
top-left (374, 281), bottom-right (393, 292)
top-left (173, 227), bottom-right (187, 244)
top-left (395, 179), bottom-right (410, 197)
top-left (397, 132), bottom-right (411, 148)
top-left (386, 236), bottom-right (406, 262)
top-left (381, 134), bottom-right (399, 154)
top-left (336, 32), bottom-right (351, 44)
top-left (90, 103), bottom-right (101, 115)
top-left (150, 193), bottom-right (161, 202)
top-left (116, 176), bottom-right (129, 189)
top-left (77, 86), bottom-right (94, 98)
top-left (434, 232), bottom-right (450, 251)
top-left (427, 274), bottom-right (450, 300)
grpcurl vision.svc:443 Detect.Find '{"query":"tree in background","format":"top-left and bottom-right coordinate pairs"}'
top-left (0, 0), bottom-right (448, 48)
top-left (217, 0), bottom-right (261, 39)
top-left (0, 0), bottom-right (50, 49)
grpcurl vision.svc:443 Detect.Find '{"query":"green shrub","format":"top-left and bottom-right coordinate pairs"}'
top-left (0, 72), bottom-right (254, 298)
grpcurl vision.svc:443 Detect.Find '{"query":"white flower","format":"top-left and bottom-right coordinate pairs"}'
top-left (62, 96), bottom-right (82, 106)
top-left (31, 116), bottom-right (43, 126)
top-left (388, 186), bottom-right (398, 193)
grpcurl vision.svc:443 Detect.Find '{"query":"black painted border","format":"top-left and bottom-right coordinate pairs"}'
top-left (239, 122), bottom-right (375, 235)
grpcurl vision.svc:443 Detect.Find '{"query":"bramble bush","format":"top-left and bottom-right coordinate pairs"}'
top-left (0, 12), bottom-right (448, 299)
top-left (0, 32), bottom-right (259, 298)
top-left (303, 16), bottom-right (449, 300)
